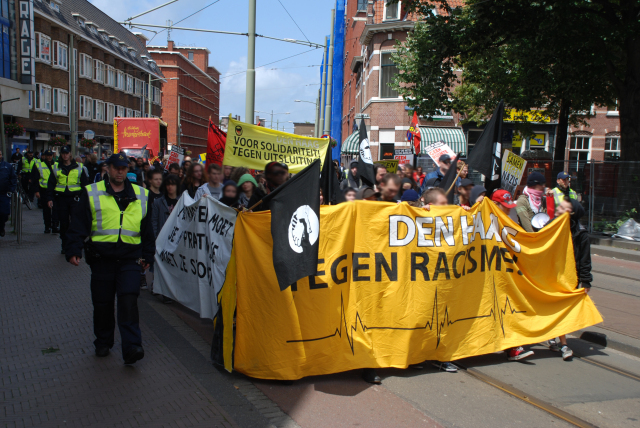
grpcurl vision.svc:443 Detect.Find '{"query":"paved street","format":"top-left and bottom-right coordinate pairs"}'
top-left (3, 208), bottom-right (640, 428)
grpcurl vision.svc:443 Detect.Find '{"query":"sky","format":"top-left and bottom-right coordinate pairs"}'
top-left (91, 0), bottom-right (336, 130)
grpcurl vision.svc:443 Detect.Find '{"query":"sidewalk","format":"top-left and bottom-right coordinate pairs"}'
top-left (0, 208), bottom-right (261, 427)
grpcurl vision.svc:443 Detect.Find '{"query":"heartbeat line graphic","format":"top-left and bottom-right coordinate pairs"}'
top-left (286, 279), bottom-right (526, 355)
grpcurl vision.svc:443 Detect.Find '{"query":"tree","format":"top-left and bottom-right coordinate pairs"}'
top-left (394, 0), bottom-right (638, 160)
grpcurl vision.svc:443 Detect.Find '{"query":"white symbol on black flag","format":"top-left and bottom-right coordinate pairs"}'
top-left (357, 121), bottom-right (376, 186)
top-left (262, 159), bottom-right (322, 291)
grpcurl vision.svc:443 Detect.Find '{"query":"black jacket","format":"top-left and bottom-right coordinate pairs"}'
top-left (48, 160), bottom-right (90, 199)
top-left (65, 179), bottom-right (155, 265)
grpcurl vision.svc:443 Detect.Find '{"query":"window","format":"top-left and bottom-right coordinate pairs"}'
top-left (607, 100), bottom-right (619, 116)
top-left (79, 95), bottom-right (92, 120)
top-left (49, 1), bottom-right (60, 12)
top-left (135, 110), bottom-right (141, 118)
top-left (357, 0), bottom-right (367, 11)
top-left (106, 65), bottom-right (115, 87)
top-left (93, 60), bottom-right (104, 83)
top-left (35, 33), bottom-right (51, 63)
top-left (153, 87), bottom-right (161, 104)
top-left (77, 17), bottom-right (85, 28)
top-left (93, 100), bottom-right (104, 122)
top-left (107, 103), bottom-right (115, 123)
top-left (116, 71), bottom-right (124, 91)
top-left (116, 105), bottom-right (125, 117)
top-left (384, 1), bottom-right (401, 20)
top-left (187, 51), bottom-right (194, 61)
top-left (34, 83), bottom-right (52, 112)
top-left (134, 78), bottom-right (143, 96)
top-left (52, 88), bottom-right (68, 115)
top-left (0, 5), bottom-right (10, 79)
top-left (380, 52), bottom-right (399, 98)
top-left (605, 136), bottom-right (620, 160)
top-left (125, 74), bottom-right (133, 93)
top-left (126, 108), bottom-right (133, 118)
top-left (569, 135), bottom-right (591, 171)
top-left (28, 91), bottom-right (33, 110)
top-left (79, 53), bottom-right (92, 79)
top-left (52, 41), bottom-right (68, 70)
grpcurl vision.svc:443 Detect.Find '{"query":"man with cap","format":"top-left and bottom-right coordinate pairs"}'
top-left (421, 154), bottom-right (451, 193)
top-left (49, 146), bottom-right (90, 253)
top-left (0, 150), bottom-right (17, 237)
top-left (516, 172), bottom-right (547, 232)
top-left (34, 150), bottom-right (57, 233)
top-left (341, 160), bottom-right (361, 191)
top-left (456, 178), bottom-right (475, 207)
top-left (65, 153), bottom-right (154, 364)
top-left (18, 149), bottom-right (37, 202)
top-left (548, 172), bottom-right (578, 210)
top-left (490, 189), bottom-right (536, 362)
top-left (248, 161), bottom-right (289, 211)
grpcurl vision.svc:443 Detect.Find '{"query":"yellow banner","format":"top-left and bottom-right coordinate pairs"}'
top-left (230, 201), bottom-right (602, 380)
top-left (505, 109), bottom-right (552, 123)
top-left (374, 159), bottom-right (399, 174)
top-left (223, 118), bottom-right (330, 173)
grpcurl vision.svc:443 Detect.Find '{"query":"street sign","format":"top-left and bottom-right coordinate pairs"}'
top-left (84, 130), bottom-right (95, 140)
top-left (355, 114), bottom-right (370, 119)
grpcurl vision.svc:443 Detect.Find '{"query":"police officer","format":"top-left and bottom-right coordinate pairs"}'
top-left (49, 146), bottom-right (89, 253)
top-left (65, 153), bottom-right (154, 364)
top-left (34, 150), bottom-right (57, 233)
top-left (19, 149), bottom-right (37, 202)
top-left (0, 150), bottom-right (18, 237)
top-left (549, 172), bottom-right (578, 207)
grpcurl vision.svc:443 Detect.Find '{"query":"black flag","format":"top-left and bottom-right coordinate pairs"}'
top-left (438, 153), bottom-right (461, 204)
top-left (264, 159), bottom-right (321, 291)
top-left (357, 120), bottom-right (376, 187)
top-left (466, 100), bottom-right (504, 194)
top-left (320, 144), bottom-right (339, 205)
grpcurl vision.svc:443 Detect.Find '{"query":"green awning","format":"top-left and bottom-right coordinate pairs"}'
top-left (341, 131), bottom-right (360, 154)
top-left (419, 127), bottom-right (467, 155)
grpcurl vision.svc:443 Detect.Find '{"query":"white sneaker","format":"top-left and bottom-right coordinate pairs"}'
top-left (561, 345), bottom-right (573, 361)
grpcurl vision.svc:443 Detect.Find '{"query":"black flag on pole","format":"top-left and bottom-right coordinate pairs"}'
top-left (466, 100), bottom-right (504, 194)
top-left (263, 159), bottom-right (321, 291)
top-left (357, 120), bottom-right (376, 187)
top-left (437, 153), bottom-right (462, 204)
top-left (320, 143), bottom-right (340, 205)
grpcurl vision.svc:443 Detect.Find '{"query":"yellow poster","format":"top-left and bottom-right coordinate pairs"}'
top-left (223, 118), bottom-right (330, 173)
top-left (374, 159), bottom-right (399, 174)
top-left (229, 201), bottom-right (602, 380)
top-left (512, 132), bottom-right (523, 148)
top-left (530, 133), bottom-right (546, 147)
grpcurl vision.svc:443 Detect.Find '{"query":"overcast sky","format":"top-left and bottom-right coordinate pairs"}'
top-left (92, 0), bottom-right (336, 130)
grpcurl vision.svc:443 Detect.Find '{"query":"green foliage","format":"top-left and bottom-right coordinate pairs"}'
top-left (596, 208), bottom-right (638, 234)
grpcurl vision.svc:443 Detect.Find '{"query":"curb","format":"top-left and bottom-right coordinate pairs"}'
top-left (575, 327), bottom-right (640, 359)
top-left (590, 244), bottom-right (640, 263)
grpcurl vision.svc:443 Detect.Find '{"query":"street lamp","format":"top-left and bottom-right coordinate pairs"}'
top-left (148, 76), bottom-right (178, 118)
top-left (295, 99), bottom-right (320, 137)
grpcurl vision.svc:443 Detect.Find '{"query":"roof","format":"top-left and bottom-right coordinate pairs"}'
top-left (147, 45), bottom-right (212, 54)
top-left (360, 21), bottom-right (415, 45)
top-left (33, 0), bottom-right (163, 78)
top-left (147, 50), bottom-right (219, 84)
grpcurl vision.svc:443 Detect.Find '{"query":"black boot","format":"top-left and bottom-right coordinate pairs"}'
top-left (362, 368), bottom-right (381, 384)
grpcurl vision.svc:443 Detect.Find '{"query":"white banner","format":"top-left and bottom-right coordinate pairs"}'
top-left (154, 192), bottom-right (237, 319)
top-left (424, 141), bottom-right (456, 166)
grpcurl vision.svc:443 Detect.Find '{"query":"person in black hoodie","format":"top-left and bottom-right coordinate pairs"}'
top-left (65, 153), bottom-right (154, 365)
top-left (340, 160), bottom-right (361, 191)
top-left (546, 197), bottom-right (592, 361)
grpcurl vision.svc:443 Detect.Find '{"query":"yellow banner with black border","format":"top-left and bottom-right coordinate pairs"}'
top-left (227, 201), bottom-right (602, 380)
top-left (223, 118), bottom-right (330, 173)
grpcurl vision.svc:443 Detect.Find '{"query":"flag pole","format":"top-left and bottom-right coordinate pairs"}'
top-left (445, 169), bottom-right (464, 196)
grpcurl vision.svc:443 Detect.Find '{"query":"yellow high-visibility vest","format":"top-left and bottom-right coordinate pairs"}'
top-left (53, 164), bottom-right (83, 192)
top-left (22, 157), bottom-right (36, 173)
top-left (552, 187), bottom-right (577, 206)
top-left (36, 160), bottom-right (55, 188)
top-left (86, 181), bottom-right (149, 245)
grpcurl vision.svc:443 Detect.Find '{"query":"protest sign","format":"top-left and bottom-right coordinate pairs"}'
top-left (227, 201), bottom-right (602, 379)
top-left (223, 118), bottom-right (331, 173)
top-left (165, 146), bottom-right (185, 171)
top-left (374, 159), bottom-right (399, 174)
top-left (394, 149), bottom-right (414, 167)
top-left (154, 193), bottom-right (236, 319)
top-left (424, 141), bottom-right (456, 166)
top-left (501, 150), bottom-right (527, 194)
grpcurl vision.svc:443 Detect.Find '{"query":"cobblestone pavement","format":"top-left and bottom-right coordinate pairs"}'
top-left (0, 207), bottom-right (242, 428)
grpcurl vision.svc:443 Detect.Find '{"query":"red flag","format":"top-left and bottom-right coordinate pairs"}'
top-left (207, 119), bottom-right (226, 166)
top-left (409, 111), bottom-right (421, 154)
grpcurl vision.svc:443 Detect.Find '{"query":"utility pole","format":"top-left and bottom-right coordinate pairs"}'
top-left (245, 0), bottom-right (256, 124)
top-left (314, 95), bottom-right (320, 138)
top-left (318, 36), bottom-right (328, 137)
top-left (324, 9), bottom-right (335, 136)
top-left (148, 74), bottom-right (152, 118)
top-left (69, 33), bottom-right (77, 155)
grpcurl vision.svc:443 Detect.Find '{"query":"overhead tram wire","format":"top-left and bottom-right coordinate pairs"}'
top-left (146, 0), bottom-right (224, 43)
top-left (220, 48), bottom-right (322, 79)
top-left (276, 0), bottom-right (310, 42)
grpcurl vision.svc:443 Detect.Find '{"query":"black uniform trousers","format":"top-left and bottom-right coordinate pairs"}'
top-left (55, 193), bottom-right (79, 249)
top-left (38, 186), bottom-right (52, 229)
top-left (21, 174), bottom-right (35, 201)
top-left (90, 259), bottom-right (142, 356)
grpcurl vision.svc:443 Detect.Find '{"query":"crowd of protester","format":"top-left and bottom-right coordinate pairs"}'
top-left (0, 147), bottom-right (591, 380)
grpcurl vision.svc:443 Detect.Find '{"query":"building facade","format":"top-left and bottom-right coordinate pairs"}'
top-left (148, 41), bottom-right (220, 157)
top-left (293, 122), bottom-right (314, 137)
top-left (7, 0), bottom-right (164, 155)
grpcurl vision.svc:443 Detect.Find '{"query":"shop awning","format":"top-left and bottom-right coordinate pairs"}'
top-left (341, 131), bottom-right (360, 154)
top-left (419, 127), bottom-right (466, 155)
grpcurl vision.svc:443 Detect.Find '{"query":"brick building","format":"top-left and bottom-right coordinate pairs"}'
top-left (293, 122), bottom-right (314, 137)
top-left (7, 0), bottom-right (164, 155)
top-left (147, 41), bottom-right (220, 157)
top-left (340, 0), bottom-right (466, 166)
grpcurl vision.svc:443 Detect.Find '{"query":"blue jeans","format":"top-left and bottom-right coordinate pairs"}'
top-left (90, 260), bottom-right (142, 357)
